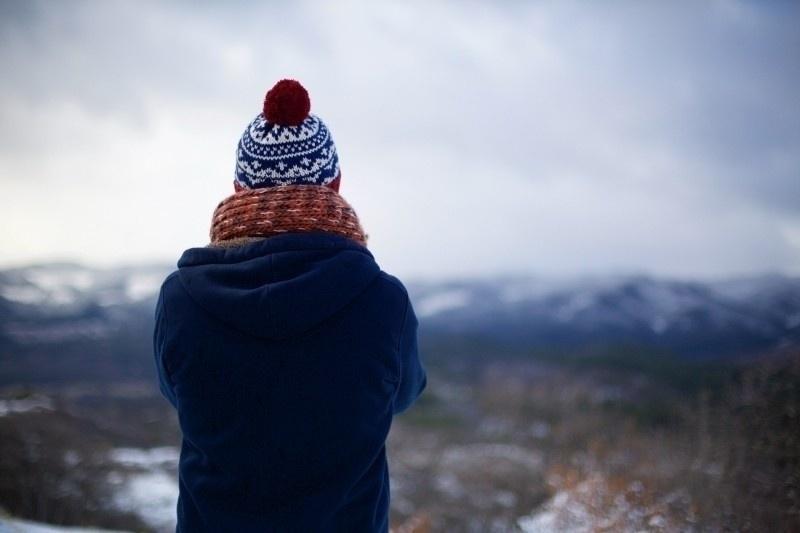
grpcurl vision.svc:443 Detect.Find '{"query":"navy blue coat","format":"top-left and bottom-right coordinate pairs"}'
top-left (152, 232), bottom-right (426, 532)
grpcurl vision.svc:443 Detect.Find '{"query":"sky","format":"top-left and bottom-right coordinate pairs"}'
top-left (0, 0), bottom-right (798, 280)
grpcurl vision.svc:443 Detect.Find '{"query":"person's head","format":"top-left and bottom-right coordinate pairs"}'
top-left (233, 79), bottom-right (341, 193)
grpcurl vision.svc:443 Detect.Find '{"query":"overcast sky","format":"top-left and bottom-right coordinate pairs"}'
top-left (0, 0), bottom-right (798, 279)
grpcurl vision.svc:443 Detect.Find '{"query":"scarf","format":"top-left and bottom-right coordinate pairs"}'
top-left (208, 184), bottom-right (368, 248)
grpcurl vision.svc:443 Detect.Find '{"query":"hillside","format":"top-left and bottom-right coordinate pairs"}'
top-left (1, 264), bottom-right (799, 386)
top-left (1, 262), bottom-right (799, 531)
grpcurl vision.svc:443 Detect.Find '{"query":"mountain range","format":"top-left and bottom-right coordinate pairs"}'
top-left (1, 262), bottom-right (798, 384)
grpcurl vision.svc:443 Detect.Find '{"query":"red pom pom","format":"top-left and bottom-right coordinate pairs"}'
top-left (263, 79), bottom-right (311, 126)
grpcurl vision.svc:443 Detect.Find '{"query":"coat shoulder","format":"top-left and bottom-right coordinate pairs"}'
top-left (376, 271), bottom-right (410, 298)
top-left (372, 271), bottom-right (411, 308)
top-left (159, 270), bottom-right (181, 297)
top-left (364, 271), bottom-right (413, 330)
top-left (156, 270), bottom-right (186, 311)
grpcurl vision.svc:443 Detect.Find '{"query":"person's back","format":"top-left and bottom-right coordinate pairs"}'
top-left (153, 80), bottom-right (427, 532)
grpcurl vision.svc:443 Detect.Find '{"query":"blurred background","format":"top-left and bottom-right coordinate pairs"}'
top-left (1, 1), bottom-right (798, 531)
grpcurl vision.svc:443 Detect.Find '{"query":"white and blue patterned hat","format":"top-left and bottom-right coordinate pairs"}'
top-left (234, 79), bottom-right (340, 189)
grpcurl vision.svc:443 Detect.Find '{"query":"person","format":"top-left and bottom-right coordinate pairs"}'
top-left (152, 79), bottom-right (427, 532)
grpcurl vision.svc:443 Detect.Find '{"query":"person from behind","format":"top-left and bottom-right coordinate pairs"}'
top-left (153, 79), bottom-right (427, 532)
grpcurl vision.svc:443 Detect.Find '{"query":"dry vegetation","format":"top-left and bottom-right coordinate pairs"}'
top-left (1, 349), bottom-right (798, 532)
top-left (389, 348), bottom-right (800, 531)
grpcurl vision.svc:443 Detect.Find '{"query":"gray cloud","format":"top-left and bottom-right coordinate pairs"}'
top-left (0, 0), bottom-right (798, 278)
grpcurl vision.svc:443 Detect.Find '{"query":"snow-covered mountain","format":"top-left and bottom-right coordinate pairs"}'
top-left (0, 262), bottom-right (167, 311)
top-left (1, 264), bottom-right (798, 370)
top-left (408, 273), bottom-right (800, 358)
top-left (0, 263), bottom-right (173, 384)
top-left (0, 262), bottom-right (171, 344)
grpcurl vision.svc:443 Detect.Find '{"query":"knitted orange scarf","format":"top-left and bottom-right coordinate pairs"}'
top-left (209, 185), bottom-right (368, 247)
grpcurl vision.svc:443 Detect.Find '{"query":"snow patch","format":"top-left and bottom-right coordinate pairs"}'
top-left (124, 273), bottom-right (163, 301)
top-left (416, 289), bottom-right (471, 317)
top-left (28, 269), bottom-right (94, 292)
top-left (24, 269), bottom-right (95, 306)
top-left (109, 447), bottom-right (179, 468)
top-left (0, 396), bottom-right (53, 417)
top-left (106, 447), bottom-right (179, 533)
top-left (517, 474), bottom-right (685, 532)
top-left (0, 285), bottom-right (46, 305)
top-left (111, 471), bottom-right (177, 532)
top-left (554, 293), bottom-right (595, 322)
top-left (500, 280), bottom-right (556, 303)
top-left (0, 517), bottom-right (128, 532)
top-left (518, 491), bottom-right (572, 533)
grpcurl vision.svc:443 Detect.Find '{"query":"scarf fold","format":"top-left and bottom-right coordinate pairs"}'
top-left (209, 185), bottom-right (368, 247)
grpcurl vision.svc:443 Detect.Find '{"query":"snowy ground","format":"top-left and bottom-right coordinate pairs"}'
top-left (105, 447), bottom-right (178, 533)
top-left (516, 474), bottom-right (687, 533)
top-left (0, 446), bottom-right (178, 533)
top-left (0, 517), bottom-right (128, 533)
top-left (3, 351), bottom-right (792, 532)
top-left (0, 396), bottom-right (52, 417)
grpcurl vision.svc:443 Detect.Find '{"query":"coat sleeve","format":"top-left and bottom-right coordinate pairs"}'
top-left (392, 297), bottom-right (427, 415)
top-left (153, 283), bottom-right (178, 409)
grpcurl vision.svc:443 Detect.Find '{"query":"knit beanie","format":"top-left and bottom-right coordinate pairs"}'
top-left (234, 79), bottom-right (340, 189)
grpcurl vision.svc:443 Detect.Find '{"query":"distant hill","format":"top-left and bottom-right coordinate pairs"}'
top-left (0, 263), bottom-right (798, 384)
top-left (0, 262), bottom-right (171, 385)
top-left (409, 273), bottom-right (800, 359)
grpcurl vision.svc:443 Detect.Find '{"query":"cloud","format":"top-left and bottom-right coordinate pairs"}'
top-left (0, 0), bottom-right (798, 278)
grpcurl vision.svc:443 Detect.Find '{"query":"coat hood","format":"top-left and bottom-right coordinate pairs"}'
top-left (176, 232), bottom-right (381, 339)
